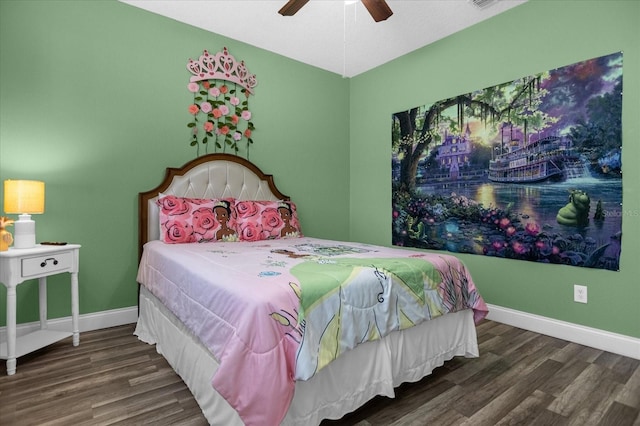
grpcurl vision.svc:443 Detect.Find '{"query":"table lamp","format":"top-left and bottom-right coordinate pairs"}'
top-left (3, 180), bottom-right (45, 249)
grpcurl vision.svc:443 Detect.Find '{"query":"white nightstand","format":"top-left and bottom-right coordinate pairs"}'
top-left (0, 244), bottom-right (81, 375)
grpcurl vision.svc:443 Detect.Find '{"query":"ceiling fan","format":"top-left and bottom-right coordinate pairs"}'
top-left (278, 0), bottom-right (393, 22)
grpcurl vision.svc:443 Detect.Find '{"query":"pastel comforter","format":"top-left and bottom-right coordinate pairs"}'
top-left (137, 237), bottom-right (488, 426)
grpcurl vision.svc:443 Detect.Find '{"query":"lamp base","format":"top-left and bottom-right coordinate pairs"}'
top-left (13, 214), bottom-right (36, 249)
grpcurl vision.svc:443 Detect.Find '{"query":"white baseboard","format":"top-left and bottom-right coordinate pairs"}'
top-left (0, 306), bottom-right (139, 341)
top-left (486, 304), bottom-right (640, 360)
top-left (3, 304), bottom-right (638, 361)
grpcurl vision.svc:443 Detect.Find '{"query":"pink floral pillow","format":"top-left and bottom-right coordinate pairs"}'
top-left (234, 200), bottom-right (303, 242)
top-left (157, 196), bottom-right (239, 244)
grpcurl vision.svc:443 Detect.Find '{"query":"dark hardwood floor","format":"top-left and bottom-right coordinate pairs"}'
top-left (0, 320), bottom-right (638, 425)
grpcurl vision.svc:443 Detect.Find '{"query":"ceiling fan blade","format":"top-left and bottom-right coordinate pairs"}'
top-left (361, 0), bottom-right (393, 22)
top-left (278, 0), bottom-right (310, 16)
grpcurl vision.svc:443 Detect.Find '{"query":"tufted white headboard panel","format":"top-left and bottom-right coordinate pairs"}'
top-left (138, 154), bottom-right (288, 258)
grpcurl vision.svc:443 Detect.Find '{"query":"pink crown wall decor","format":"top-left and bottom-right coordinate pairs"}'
top-left (186, 47), bottom-right (258, 158)
top-left (187, 48), bottom-right (258, 94)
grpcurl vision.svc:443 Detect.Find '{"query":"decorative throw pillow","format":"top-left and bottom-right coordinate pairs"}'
top-left (157, 195), bottom-right (239, 243)
top-left (234, 200), bottom-right (303, 241)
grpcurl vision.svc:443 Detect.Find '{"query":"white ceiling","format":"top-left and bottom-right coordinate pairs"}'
top-left (120, 0), bottom-right (528, 77)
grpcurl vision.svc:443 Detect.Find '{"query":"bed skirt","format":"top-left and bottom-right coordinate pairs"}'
top-left (135, 286), bottom-right (479, 425)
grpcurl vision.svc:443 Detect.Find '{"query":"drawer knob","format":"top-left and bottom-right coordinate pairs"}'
top-left (40, 258), bottom-right (59, 267)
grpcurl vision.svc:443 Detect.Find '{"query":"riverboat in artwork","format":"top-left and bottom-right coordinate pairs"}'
top-left (488, 135), bottom-right (583, 183)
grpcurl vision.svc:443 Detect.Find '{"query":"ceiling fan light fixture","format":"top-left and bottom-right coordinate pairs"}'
top-left (278, 0), bottom-right (393, 22)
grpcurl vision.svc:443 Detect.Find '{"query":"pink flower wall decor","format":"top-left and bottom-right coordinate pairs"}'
top-left (186, 47), bottom-right (258, 157)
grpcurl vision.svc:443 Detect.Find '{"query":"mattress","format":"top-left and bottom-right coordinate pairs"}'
top-left (137, 237), bottom-right (487, 424)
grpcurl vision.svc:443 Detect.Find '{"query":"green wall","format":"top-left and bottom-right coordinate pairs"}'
top-left (0, 0), bottom-right (350, 325)
top-left (349, 0), bottom-right (640, 339)
top-left (1, 0), bottom-right (638, 343)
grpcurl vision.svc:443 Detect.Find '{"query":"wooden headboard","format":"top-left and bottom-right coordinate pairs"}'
top-left (138, 153), bottom-right (289, 259)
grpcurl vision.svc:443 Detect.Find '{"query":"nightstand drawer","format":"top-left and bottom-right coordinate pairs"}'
top-left (21, 251), bottom-right (72, 278)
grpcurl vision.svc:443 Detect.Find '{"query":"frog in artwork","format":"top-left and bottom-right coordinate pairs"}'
top-left (556, 189), bottom-right (590, 227)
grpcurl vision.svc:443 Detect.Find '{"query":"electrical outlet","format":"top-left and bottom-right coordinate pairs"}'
top-left (574, 284), bottom-right (588, 303)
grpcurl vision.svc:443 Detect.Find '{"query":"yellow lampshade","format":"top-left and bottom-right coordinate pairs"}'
top-left (4, 180), bottom-right (45, 214)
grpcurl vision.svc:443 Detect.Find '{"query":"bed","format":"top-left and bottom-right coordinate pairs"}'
top-left (135, 153), bottom-right (488, 425)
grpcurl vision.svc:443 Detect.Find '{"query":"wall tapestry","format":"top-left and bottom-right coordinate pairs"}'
top-left (392, 52), bottom-right (622, 271)
top-left (186, 47), bottom-right (258, 158)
